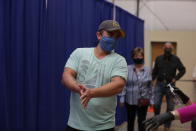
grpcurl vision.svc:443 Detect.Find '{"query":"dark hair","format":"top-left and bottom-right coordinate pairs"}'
top-left (98, 30), bottom-right (104, 35)
top-left (98, 30), bottom-right (121, 39)
top-left (131, 47), bottom-right (144, 58)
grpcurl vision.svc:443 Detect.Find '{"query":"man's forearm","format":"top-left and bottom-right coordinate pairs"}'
top-left (90, 79), bottom-right (125, 98)
top-left (62, 69), bottom-right (80, 93)
top-left (62, 75), bottom-right (80, 93)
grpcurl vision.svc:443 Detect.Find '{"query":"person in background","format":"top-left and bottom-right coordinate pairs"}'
top-left (152, 42), bottom-right (186, 131)
top-left (120, 47), bottom-right (154, 131)
top-left (61, 20), bottom-right (128, 131)
top-left (143, 103), bottom-right (196, 131)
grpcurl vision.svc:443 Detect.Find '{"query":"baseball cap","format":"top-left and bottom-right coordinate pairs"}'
top-left (98, 20), bottom-right (125, 37)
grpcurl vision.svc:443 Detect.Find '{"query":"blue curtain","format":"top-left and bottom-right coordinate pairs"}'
top-left (0, 0), bottom-right (47, 130)
top-left (0, 0), bottom-right (144, 130)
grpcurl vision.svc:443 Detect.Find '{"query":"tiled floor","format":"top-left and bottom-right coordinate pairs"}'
top-left (115, 103), bottom-right (191, 131)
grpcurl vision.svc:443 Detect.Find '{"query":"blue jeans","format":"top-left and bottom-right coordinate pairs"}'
top-left (154, 82), bottom-right (175, 128)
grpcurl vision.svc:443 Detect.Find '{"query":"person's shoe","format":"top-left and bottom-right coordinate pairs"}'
top-left (164, 127), bottom-right (170, 131)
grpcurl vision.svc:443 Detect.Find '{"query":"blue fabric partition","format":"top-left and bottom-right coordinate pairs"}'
top-left (0, 0), bottom-right (144, 130)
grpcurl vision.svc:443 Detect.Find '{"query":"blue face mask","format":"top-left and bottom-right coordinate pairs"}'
top-left (99, 36), bottom-right (118, 52)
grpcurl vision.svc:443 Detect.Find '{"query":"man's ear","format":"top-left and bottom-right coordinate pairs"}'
top-left (96, 32), bottom-right (102, 41)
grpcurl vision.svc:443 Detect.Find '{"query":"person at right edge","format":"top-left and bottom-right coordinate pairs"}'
top-left (152, 42), bottom-right (186, 131)
top-left (143, 103), bottom-right (196, 131)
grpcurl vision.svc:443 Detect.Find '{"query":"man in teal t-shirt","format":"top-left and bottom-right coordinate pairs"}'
top-left (62, 20), bottom-right (128, 131)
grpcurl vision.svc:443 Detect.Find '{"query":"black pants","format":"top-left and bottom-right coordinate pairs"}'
top-left (126, 103), bottom-right (148, 131)
top-left (66, 125), bottom-right (114, 131)
top-left (191, 117), bottom-right (196, 131)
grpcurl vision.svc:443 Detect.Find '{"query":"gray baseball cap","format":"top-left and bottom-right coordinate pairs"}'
top-left (98, 20), bottom-right (125, 37)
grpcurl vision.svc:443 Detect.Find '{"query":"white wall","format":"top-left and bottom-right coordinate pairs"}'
top-left (107, 0), bottom-right (196, 31)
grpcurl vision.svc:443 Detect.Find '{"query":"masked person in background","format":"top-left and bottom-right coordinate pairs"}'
top-left (62, 20), bottom-right (128, 131)
top-left (152, 42), bottom-right (186, 131)
top-left (120, 47), bottom-right (154, 131)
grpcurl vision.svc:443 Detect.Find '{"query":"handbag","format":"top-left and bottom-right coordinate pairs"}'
top-left (138, 97), bottom-right (150, 106)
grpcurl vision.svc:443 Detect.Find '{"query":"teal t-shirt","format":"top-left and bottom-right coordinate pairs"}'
top-left (65, 48), bottom-right (128, 130)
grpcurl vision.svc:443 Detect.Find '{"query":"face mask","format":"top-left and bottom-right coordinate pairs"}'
top-left (133, 58), bottom-right (144, 64)
top-left (100, 36), bottom-right (118, 52)
top-left (164, 48), bottom-right (172, 57)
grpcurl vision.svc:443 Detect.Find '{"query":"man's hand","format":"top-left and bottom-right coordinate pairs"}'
top-left (172, 78), bottom-right (176, 83)
top-left (143, 112), bottom-right (175, 131)
top-left (80, 85), bottom-right (93, 108)
top-left (62, 68), bottom-right (81, 93)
